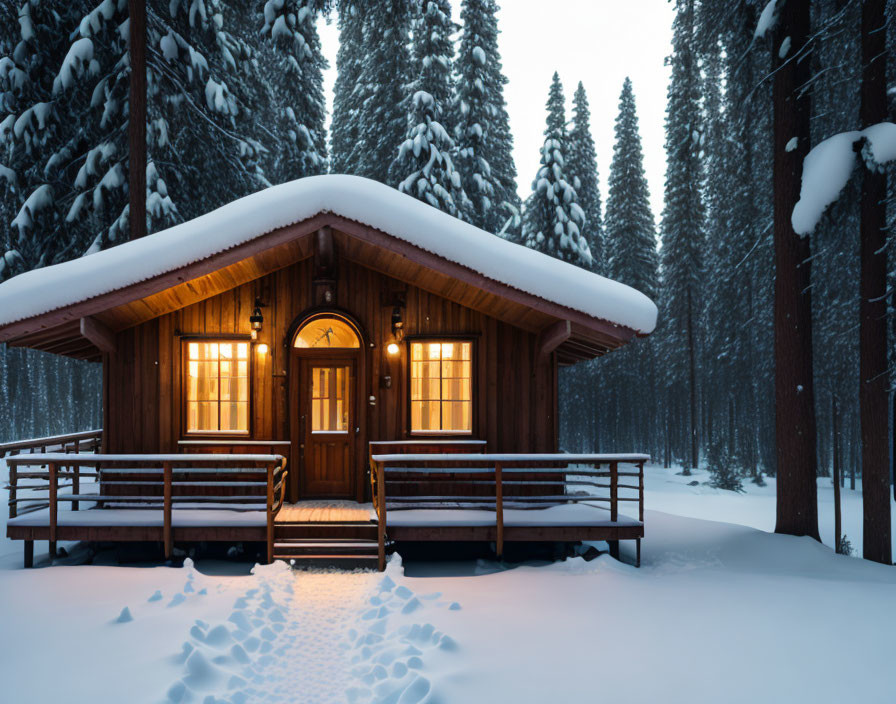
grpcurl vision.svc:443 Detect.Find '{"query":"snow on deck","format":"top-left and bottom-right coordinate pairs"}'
top-left (0, 175), bottom-right (658, 334)
top-left (386, 502), bottom-right (642, 527)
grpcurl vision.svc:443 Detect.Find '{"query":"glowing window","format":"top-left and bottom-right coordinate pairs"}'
top-left (185, 341), bottom-right (249, 433)
top-left (294, 316), bottom-right (360, 349)
top-left (410, 341), bottom-right (472, 434)
top-left (311, 365), bottom-right (350, 432)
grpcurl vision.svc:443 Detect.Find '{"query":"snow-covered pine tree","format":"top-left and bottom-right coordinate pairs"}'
top-left (259, 0), bottom-right (328, 181)
top-left (146, 0), bottom-right (269, 232)
top-left (353, 0), bottom-right (413, 185)
top-left (521, 73), bottom-right (591, 267)
top-left (658, 0), bottom-right (705, 474)
top-left (601, 77), bottom-right (657, 459)
top-left (604, 78), bottom-right (656, 297)
top-left (567, 82), bottom-right (603, 273)
top-left (0, 0), bottom-right (131, 272)
top-left (390, 0), bottom-right (467, 215)
top-left (452, 0), bottom-right (519, 235)
top-left (330, 0), bottom-right (363, 174)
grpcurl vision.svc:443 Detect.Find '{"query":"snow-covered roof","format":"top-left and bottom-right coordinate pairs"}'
top-left (0, 175), bottom-right (657, 335)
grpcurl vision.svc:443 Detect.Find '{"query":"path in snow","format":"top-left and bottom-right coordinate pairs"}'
top-left (163, 557), bottom-right (458, 704)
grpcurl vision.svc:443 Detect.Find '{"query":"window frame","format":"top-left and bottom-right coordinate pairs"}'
top-left (405, 336), bottom-right (477, 437)
top-left (180, 336), bottom-right (253, 438)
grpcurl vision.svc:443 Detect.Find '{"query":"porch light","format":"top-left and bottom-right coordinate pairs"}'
top-left (249, 299), bottom-right (264, 340)
top-left (386, 342), bottom-right (400, 356)
top-left (257, 343), bottom-right (269, 355)
top-left (391, 306), bottom-right (403, 342)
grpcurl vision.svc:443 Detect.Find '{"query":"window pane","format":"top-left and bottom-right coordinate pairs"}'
top-left (442, 401), bottom-right (471, 432)
top-left (294, 317), bottom-right (360, 348)
top-left (185, 341), bottom-right (249, 433)
top-left (409, 340), bottom-right (473, 432)
top-left (311, 366), bottom-right (350, 431)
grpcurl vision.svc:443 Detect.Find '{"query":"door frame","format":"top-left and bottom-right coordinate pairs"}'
top-left (287, 309), bottom-right (368, 503)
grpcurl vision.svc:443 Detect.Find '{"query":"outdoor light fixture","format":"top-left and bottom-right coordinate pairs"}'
top-left (391, 306), bottom-right (403, 342)
top-left (249, 299), bottom-right (264, 340)
top-left (386, 342), bottom-right (400, 356)
top-left (257, 343), bottom-right (269, 355)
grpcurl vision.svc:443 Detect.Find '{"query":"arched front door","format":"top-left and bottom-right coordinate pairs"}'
top-left (289, 313), bottom-right (364, 499)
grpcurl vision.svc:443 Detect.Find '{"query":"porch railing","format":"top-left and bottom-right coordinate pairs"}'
top-left (0, 429), bottom-right (103, 459)
top-left (369, 453), bottom-right (647, 570)
top-left (5, 453), bottom-right (287, 562)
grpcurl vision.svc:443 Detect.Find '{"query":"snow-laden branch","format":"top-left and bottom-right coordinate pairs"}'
top-left (791, 122), bottom-right (896, 236)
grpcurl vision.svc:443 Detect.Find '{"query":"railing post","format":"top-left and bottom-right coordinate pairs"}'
top-left (49, 461), bottom-right (58, 558)
top-left (72, 439), bottom-right (80, 511)
top-left (608, 461), bottom-right (619, 560)
top-left (163, 461), bottom-right (172, 561)
top-left (266, 462), bottom-right (274, 564)
top-left (9, 463), bottom-right (17, 520)
top-left (377, 460), bottom-right (386, 572)
top-left (495, 462), bottom-right (504, 559)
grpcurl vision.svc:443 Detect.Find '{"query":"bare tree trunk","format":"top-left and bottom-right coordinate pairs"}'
top-left (859, 0), bottom-right (891, 565)
top-left (686, 287), bottom-right (699, 473)
top-left (772, 0), bottom-right (820, 540)
top-left (128, 0), bottom-right (147, 241)
top-left (833, 395), bottom-right (842, 552)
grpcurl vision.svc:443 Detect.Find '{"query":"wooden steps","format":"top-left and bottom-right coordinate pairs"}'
top-left (273, 520), bottom-right (379, 568)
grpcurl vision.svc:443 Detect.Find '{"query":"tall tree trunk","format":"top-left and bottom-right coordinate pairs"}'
top-left (859, 0), bottom-right (891, 565)
top-left (833, 395), bottom-right (842, 552)
top-left (128, 0), bottom-right (147, 241)
top-left (686, 287), bottom-right (699, 473)
top-left (772, 0), bottom-right (819, 540)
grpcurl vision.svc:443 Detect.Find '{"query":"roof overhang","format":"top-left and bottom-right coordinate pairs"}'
top-left (0, 212), bottom-right (638, 363)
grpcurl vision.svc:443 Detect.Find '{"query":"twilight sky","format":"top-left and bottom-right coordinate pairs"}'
top-left (317, 0), bottom-right (675, 221)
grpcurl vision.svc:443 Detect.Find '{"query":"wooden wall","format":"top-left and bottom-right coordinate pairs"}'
top-left (105, 250), bottom-right (559, 495)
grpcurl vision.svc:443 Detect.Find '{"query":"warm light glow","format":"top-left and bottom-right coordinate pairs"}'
top-left (386, 342), bottom-right (400, 356)
top-left (410, 340), bottom-right (472, 433)
top-left (257, 343), bottom-right (269, 355)
top-left (251, 329), bottom-right (257, 340)
top-left (186, 340), bottom-right (249, 433)
top-left (294, 316), bottom-right (361, 348)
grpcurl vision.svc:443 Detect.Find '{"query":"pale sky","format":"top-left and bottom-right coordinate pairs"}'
top-left (317, 0), bottom-right (675, 221)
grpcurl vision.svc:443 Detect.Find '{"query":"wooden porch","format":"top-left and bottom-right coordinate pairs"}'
top-left (4, 432), bottom-right (646, 570)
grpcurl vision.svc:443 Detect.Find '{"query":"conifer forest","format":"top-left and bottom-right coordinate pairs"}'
top-left (1, 0), bottom-right (895, 562)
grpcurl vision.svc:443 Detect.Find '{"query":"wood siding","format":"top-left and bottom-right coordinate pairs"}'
top-left (105, 251), bottom-right (558, 500)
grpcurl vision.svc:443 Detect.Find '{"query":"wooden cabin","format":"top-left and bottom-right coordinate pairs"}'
top-left (0, 176), bottom-right (657, 569)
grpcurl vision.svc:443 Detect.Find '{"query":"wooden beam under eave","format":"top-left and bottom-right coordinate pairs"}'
top-left (536, 320), bottom-right (571, 364)
top-left (80, 317), bottom-right (117, 354)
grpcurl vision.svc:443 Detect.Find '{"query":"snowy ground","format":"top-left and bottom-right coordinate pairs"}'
top-left (1, 462), bottom-right (895, 703)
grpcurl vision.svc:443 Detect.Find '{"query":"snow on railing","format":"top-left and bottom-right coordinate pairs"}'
top-left (368, 450), bottom-right (647, 571)
top-left (0, 428), bottom-right (102, 458)
top-left (5, 453), bottom-right (288, 564)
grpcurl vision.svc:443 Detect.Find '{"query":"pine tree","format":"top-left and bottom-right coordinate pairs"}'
top-left (605, 78), bottom-right (656, 297)
top-left (567, 82), bottom-right (603, 273)
top-left (353, 0), bottom-right (413, 185)
top-left (453, 0), bottom-right (519, 234)
top-left (0, 1), bottom-right (131, 274)
top-left (259, 0), bottom-right (329, 181)
top-left (390, 0), bottom-right (467, 215)
top-left (658, 0), bottom-right (704, 474)
top-left (522, 73), bottom-right (591, 267)
top-left (330, 0), bottom-right (363, 174)
top-left (146, 0), bottom-right (275, 232)
top-left (601, 77), bottom-right (657, 458)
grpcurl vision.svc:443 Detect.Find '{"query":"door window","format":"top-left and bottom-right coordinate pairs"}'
top-left (311, 365), bottom-right (350, 432)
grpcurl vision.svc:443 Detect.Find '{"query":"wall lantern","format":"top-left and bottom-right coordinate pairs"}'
top-left (386, 342), bottom-right (400, 356)
top-left (249, 299), bottom-right (264, 340)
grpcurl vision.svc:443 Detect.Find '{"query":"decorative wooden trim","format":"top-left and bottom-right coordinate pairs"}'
top-left (80, 316), bottom-right (117, 354)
